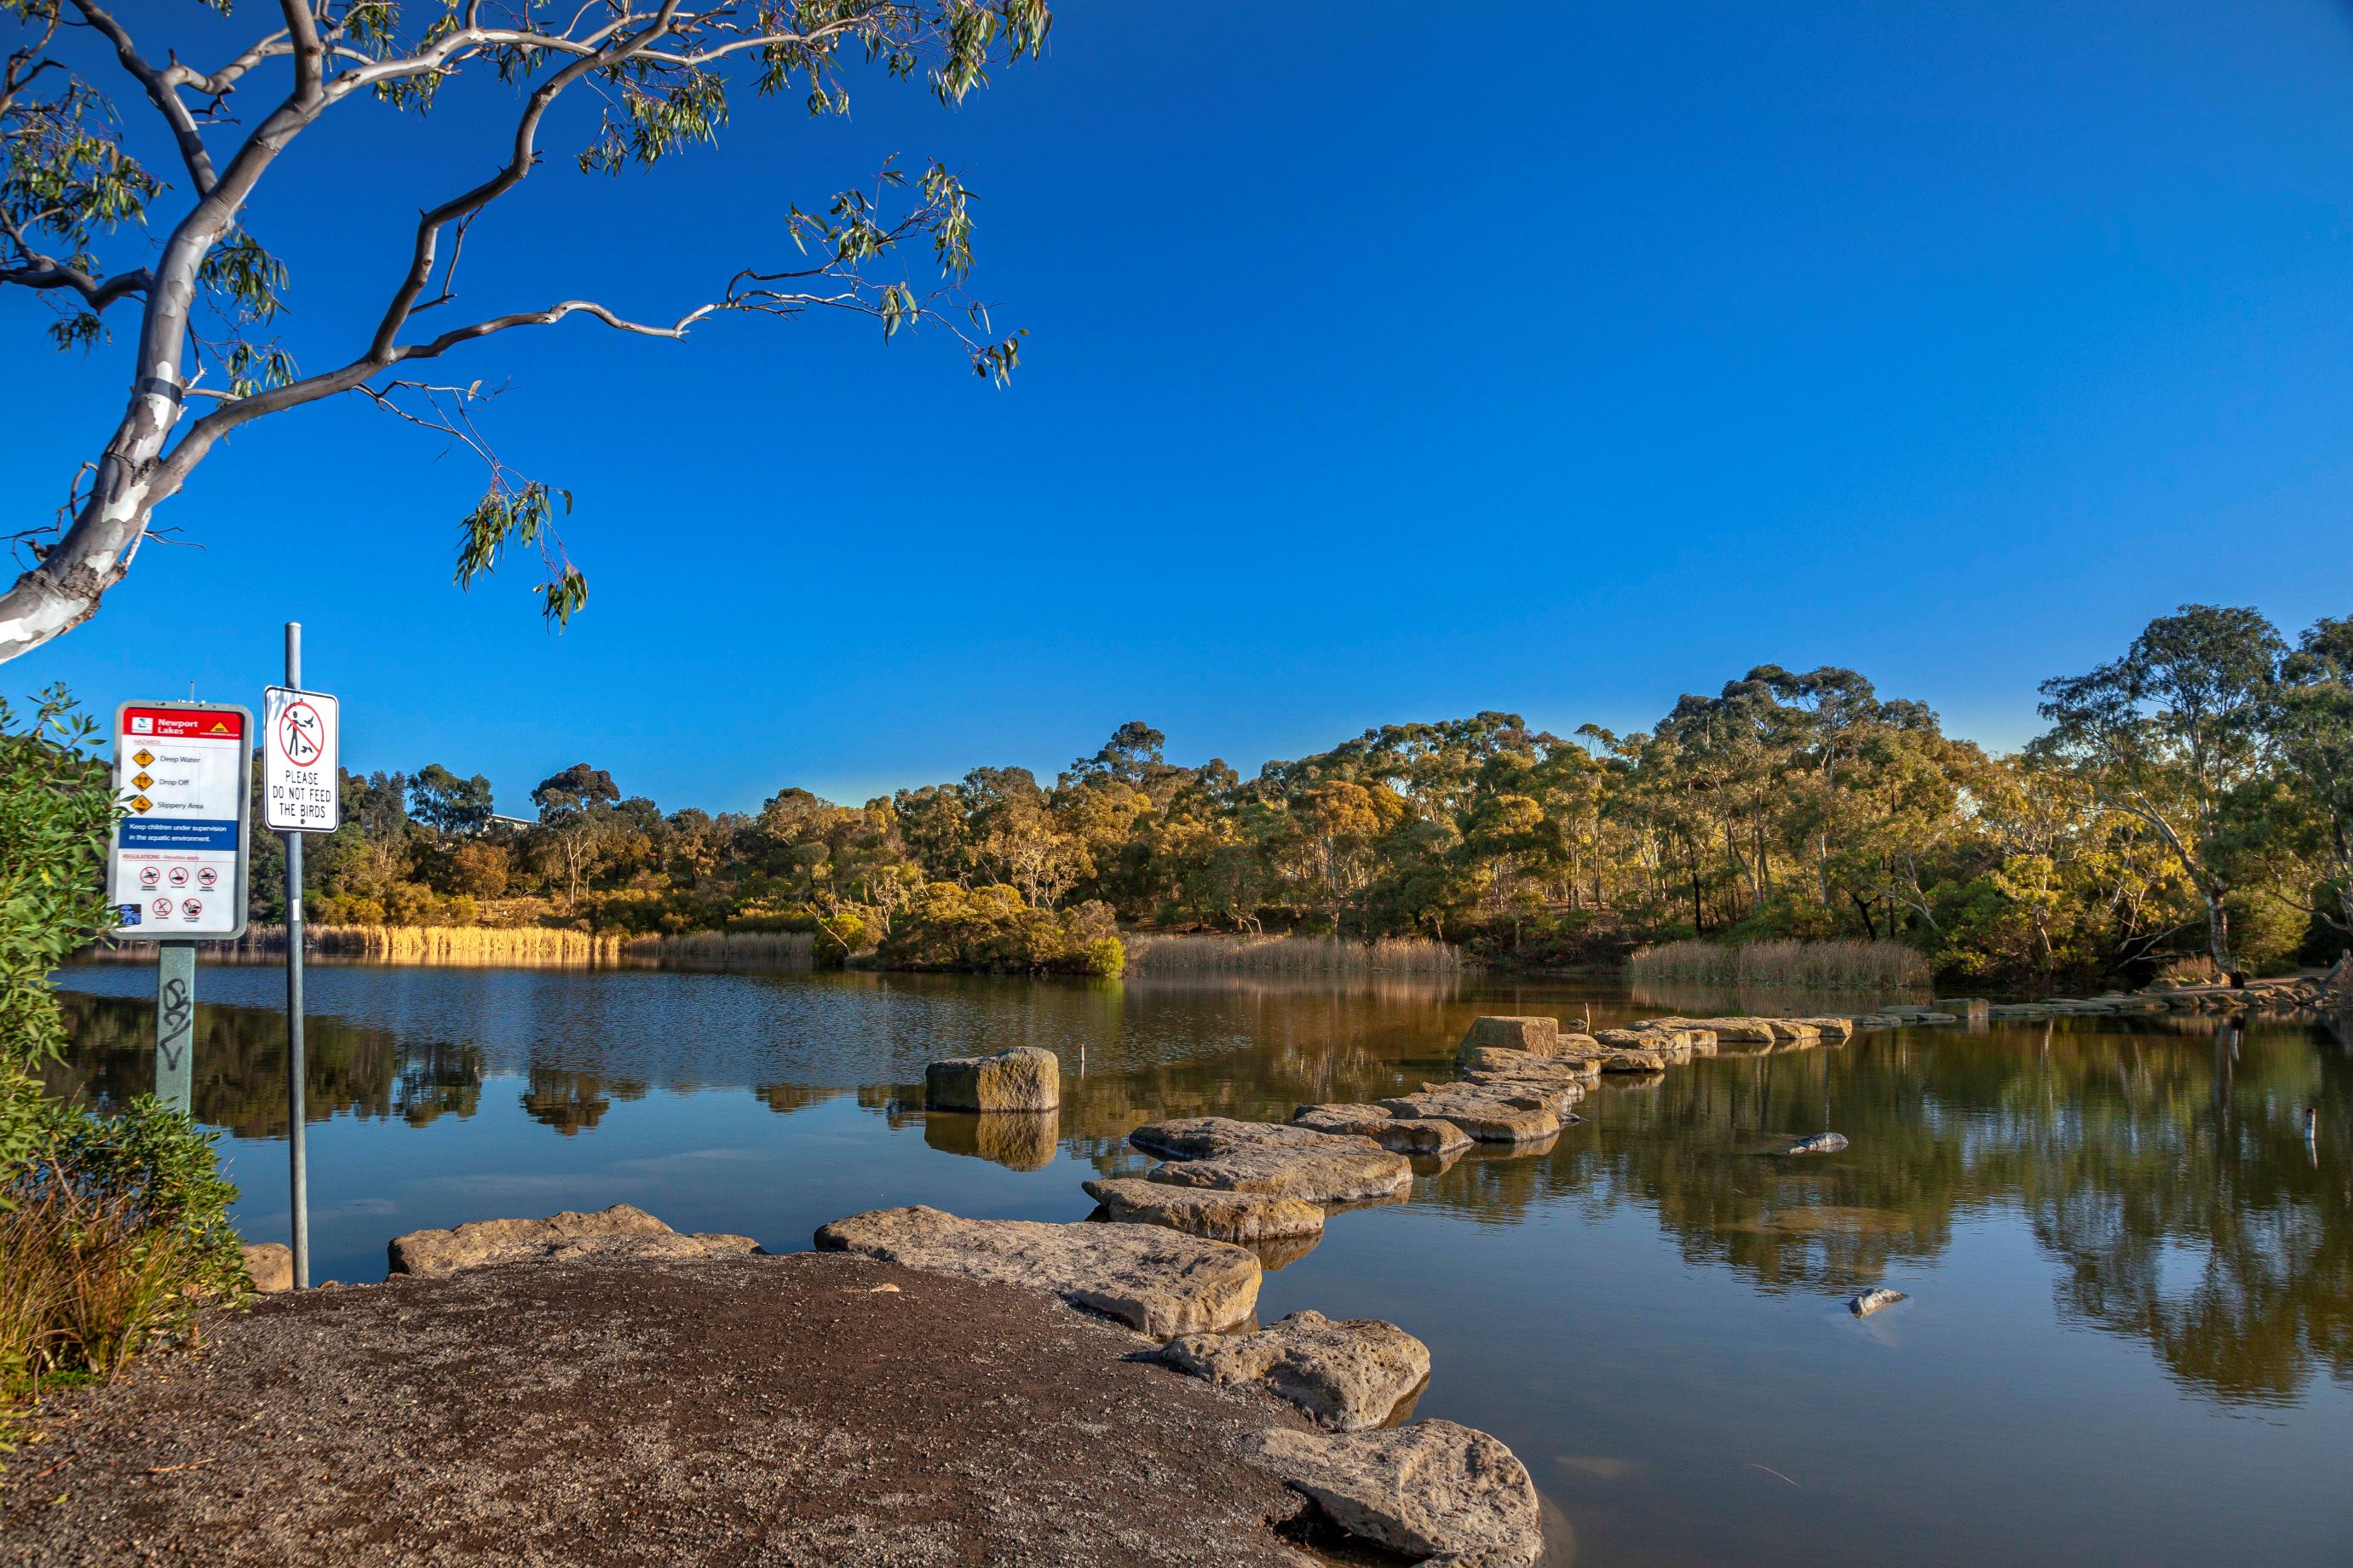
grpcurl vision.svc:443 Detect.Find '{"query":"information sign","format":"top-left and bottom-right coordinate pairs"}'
top-left (109, 702), bottom-right (250, 939)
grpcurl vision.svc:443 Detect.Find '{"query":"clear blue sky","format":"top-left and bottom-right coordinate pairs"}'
top-left (9, 0), bottom-right (2353, 813)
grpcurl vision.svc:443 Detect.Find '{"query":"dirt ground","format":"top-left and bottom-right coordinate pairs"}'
top-left (0, 1251), bottom-right (1346, 1568)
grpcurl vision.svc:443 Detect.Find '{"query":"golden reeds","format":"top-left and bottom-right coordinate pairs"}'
top-left (1629, 937), bottom-right (1929, 991)
top-left (1123, 932), bottom-right (1464, 976)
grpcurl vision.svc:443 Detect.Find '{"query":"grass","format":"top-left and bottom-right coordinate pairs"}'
top-left (1123, 932), bottom-right (1464, 976)
top-left (1629, 937), bottom-right (1930, 991)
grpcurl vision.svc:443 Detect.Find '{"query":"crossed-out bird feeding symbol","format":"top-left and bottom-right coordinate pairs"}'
top-left (275, 700), bottom-right (325, 767)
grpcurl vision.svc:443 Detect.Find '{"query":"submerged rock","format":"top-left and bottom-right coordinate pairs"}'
top-left (815, 1203), bottom-right (1260, 1338)
top-left (1242, 1419), bottom-right (1545, 1568)
top-left (924, 1045), bottom-right (1060, 1112)
top-left (1082, 1178), bottom-right (1326, 1243)
top-left (1292, 1104), bottom-right (1476, 1158)
top-left (1785, 1132), bottom-right (1850, 1156)
top-left (387, 1204), bottom-right (761, 1278)
top-left (1159, 1309), bottom-right (1430, 1432)
top-left (1850, 1286), bottom-right (1907, 1317)
top-left (242, 1242), bottom-right (292, 1295)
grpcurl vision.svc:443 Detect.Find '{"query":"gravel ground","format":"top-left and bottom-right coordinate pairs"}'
top-left (1, 1252), bottom-right (1348, 1568)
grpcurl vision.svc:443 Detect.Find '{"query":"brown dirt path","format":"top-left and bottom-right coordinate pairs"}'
top-left (2, 1252), bottom-right (1338, 1568)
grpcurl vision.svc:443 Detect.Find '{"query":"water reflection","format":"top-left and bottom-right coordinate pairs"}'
top-left (49, 968), bottom-right (2353, 1410)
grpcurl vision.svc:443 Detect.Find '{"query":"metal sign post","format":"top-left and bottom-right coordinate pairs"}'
top-left (106, 700), bottom-right (252, 1115)
top-left (265, 624), bottom-right (340, 1291)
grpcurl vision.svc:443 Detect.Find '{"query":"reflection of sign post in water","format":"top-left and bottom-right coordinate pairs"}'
top-left (107, 701), bottom-right (251, 1116)
top-left (266, 629), bottom-right (339, 1292)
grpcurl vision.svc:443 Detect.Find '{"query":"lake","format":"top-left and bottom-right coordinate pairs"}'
top-left (51, 962), bottom-right (2353, 1567)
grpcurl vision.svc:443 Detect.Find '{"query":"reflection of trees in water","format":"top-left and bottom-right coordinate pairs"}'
top-left (397, 1042), bottom-right (483, 1127)
top-left (1538, 1025), bottom-right (2351, 1404)
top-left (519, 1070), bottom-right (646, 1135)
top-left (49, 991), bottom-right (405, 1137)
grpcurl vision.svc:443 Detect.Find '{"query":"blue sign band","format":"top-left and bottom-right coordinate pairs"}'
top-left (120, 818), bottom-right (240, 851)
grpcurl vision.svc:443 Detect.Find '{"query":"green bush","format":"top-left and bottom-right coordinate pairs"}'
top-left (1, 687), bottom-right (118, 1192)
top-left (880, 883), bottom-right (1122, 974)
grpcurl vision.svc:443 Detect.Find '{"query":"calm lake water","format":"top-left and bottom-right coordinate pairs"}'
top-left (52, 962), bottom-right (2353, 1568)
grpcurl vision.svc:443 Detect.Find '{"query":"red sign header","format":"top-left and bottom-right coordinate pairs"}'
top-left (121, 705), bottom-right (245, 741)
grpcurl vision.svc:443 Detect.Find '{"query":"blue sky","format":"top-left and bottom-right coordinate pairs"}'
top-left (9, 0), bottom-right (2353, 813)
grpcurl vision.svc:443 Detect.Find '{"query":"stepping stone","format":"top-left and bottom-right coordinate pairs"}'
top-left (1083, 1178), bottom-right (1326, 1243)
top-left (816, 1204), bottom-right (1260, 1338)
top-left (1241, 1419), bottom-right (1545, 1568)
top-left (1292, 1104), bottom-right (1476, 1158)
top-left (924, 1045), bottom-right (1059, 1111)
top-left (1453, 1015), bottom-right (1560, 1060)
top-left (1378, 1088), bottom-right (1560, 1145)
top-left (1159, 1309), bottom-right (1430, 1432)
top-left (387, 1204), bottom-right (760, 1278)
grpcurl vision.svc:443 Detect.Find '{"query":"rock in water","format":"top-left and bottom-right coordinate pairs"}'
top-left (1082, 1178), bottom-right (1326, 1243)
top-left (1785, 1132), bottom-right (1850, 1156)
top-left (387, 1204), bottom-right (761, 1278)
top-left (814, 1203), bottom-right (1260, 1338)
top-left (241, 1242), bottom-right (292, 1294)
top-left (1378, 1088), bottom-right (1562, 1146)
top-left (1850, 1287), bottom-right (1907, 1317)
top-left (1292, 1104), bottom-right (1476, 1158)
top-left (1242, 1420), bottom-right (1545, 1568)
top-left (1132, 1117), bottom-right (1415, 1203)
top-left (1159, 1310), bottom-right (1430, 1432)
top-left (924, 1046), bottom-right (1060, 1112)
top-left (1453, 1015), bottom-right (1561, 1062)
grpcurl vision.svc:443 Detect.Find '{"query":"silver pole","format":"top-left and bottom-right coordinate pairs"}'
top-left (284, 621), bottom-right (309, 1289)
top-left (154, 940), bottom-right (194, 1112)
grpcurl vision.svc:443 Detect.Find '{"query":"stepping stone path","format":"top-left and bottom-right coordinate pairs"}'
top-left (1158, 1309), bottom-right (1430, 1431)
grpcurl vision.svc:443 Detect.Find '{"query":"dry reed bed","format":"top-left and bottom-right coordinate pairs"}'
top-left (1123, 932), bottom-right (1464, 976)
top-left (97, 925), bottom-right (812, 971)
top-left (1629, 937), bottom-right (1930, 991)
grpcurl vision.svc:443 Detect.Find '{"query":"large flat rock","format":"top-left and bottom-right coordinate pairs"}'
top-left (1159, 1309), bottom-right (1430, 1432)
top-left (1082, 1178), bottom-right (1326, 1243)
top-left (1243, 1418), bottom-right (1545, 1567)
top-left (925, 1045), bottom-right (1060, 1111)
top-left (1292, 1103), bottom-right (1476, 1158)
top-left (814, 1203), bottom-right (1260, 1338)
top-left (1147, 1144), bottom-right (1413, 1203)
top-left (386, 1204), bottom-right (760, 1278)
top-left (1378, 1088), bottom-right (1562, 1145)
top-left (1133, 1117), bottom-right (1415, 1203)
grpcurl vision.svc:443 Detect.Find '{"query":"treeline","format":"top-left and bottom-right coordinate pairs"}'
top-left (256, 603), bottom-right (2353, 985)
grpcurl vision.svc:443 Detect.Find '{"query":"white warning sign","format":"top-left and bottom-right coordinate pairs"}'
top-left (263, 686), bottom-right (341, 833)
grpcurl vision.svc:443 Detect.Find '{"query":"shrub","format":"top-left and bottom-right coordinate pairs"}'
top-left (1083, 936), bottom-right (1126, 978)
top-left (3, 1098), bottom-right (247, 1389)
top-left (880, 883), bottom-right (1122, 974)
top-left (0, 687), bottom-right (118, 1190)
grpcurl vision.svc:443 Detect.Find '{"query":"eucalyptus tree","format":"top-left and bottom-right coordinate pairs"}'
top-left (0, 0), bottom-right (1048, 659)
top-left (2264, 615), bottom-right (2353, 939)
top-left (2039, 605), bottom-right (2286, 975)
